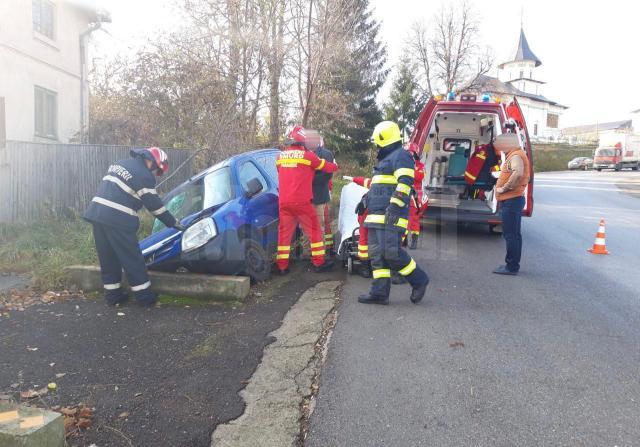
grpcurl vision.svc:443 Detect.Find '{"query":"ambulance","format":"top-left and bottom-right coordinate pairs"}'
top-left (409, 93), bottom-right (534, 233)
top-left (593, 134), bottom-right (640, 171)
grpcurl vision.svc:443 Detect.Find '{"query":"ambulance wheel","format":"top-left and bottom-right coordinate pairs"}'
top-left (347, 256), bottom-right (353, 274)
top-left (596, 168), bottom-right (602, 172)
top-left (489, 224), bottom-right (503, 235)
top-left (242, 238), bottom-right (270, 284)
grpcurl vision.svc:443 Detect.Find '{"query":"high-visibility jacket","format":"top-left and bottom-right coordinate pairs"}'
top-left (276, 145), bottom-right (338, 204)
top-left (83, 157), bottom-right (176, 231)
top-left (363, 143), bottom-right (415, 232)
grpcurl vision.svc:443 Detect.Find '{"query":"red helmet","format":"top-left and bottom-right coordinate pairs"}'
top-left (287, 125), bottom-right (307, 146)
top-left (131, 147), bottom-right (169, 175)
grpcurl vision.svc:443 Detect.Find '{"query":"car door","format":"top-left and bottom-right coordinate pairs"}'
top-left (506, 97), bottom-right (534, 217)
top-left (409, 97), bottom-right (438, 154)
top-left (237, 159), bottom-right (279, 248)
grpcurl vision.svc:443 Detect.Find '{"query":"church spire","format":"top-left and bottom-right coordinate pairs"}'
top-left (498, 27), bottom-right (542, 68)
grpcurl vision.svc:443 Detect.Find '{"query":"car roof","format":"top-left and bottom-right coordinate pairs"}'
top-left (189, 148), bottom-right (280, 182)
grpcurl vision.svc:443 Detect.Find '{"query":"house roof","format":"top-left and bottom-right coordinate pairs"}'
top-left (560, 120), bottom-right (632, 136)
top-left (498, 28), bottom-right (542, 69)
top-left (474, 75), bottom-right (568, 109)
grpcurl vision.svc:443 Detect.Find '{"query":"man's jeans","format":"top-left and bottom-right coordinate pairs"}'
top-left (500, 196), bottom-right (525, 272)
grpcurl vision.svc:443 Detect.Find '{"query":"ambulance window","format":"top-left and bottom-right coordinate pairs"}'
top-left (443, 139), bottom-right (471, 152)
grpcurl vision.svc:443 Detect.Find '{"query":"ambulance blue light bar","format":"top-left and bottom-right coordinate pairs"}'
top-left (447, 92), bottom-right (456, 101)
top-left (481, 93), bottom-right (491, 102)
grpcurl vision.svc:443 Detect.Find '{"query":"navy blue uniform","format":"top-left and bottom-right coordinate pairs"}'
top-left (84, 156), bottom-right (177, 305)
top-left (363, 143), bottom-right (429, 300)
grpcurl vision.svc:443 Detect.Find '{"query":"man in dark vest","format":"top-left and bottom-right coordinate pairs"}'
top-left (84, 147), bottom-right (185, 306)
top-left (310, 133), bottom-right (336, 255)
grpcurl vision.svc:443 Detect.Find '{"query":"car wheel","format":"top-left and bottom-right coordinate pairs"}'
top-left (242, 238), bottom-right (271, 283)
top-left (596, 168), bottom-right (602, 172)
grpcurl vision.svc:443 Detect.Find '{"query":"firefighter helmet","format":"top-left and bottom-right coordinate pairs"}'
top-left (287, 125), bottom-right (307, 146)
top-left (371, 121), bottom-right (402, 148)
top-left (131, 147), bottom-right (169, 175)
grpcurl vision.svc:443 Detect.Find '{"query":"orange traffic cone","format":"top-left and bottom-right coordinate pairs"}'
top-left (588, 219), bottom-right (609, 255)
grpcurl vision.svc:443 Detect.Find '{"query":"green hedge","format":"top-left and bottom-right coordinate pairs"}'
top-left (532, 144), bottom-right (596, 173)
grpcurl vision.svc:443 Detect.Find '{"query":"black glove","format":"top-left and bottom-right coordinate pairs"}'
top-left (355, 199), bottom-right (366, 216)
top-left (384, 203), bottom-right (403, 226)
top-left (174, 223), bottom-right (187, 232)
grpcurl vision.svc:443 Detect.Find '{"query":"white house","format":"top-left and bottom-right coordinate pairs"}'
top-left (0, 0), bottom-right (109, 144)
top-left (476, 28), bottom-right (568, 142)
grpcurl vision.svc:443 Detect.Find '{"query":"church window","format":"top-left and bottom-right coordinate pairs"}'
top-left (519, 70), bottom-right (524, 78)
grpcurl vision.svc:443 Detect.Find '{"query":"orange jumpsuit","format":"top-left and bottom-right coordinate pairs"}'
top-left (408, 160), bottom-right (426, 236)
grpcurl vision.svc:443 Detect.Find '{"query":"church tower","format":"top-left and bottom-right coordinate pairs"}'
top-left (497, 28), bottom-right (544, 97)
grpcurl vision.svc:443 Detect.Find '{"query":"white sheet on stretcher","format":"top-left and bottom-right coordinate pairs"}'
top-left (338, 182), bottom-right (368, 255)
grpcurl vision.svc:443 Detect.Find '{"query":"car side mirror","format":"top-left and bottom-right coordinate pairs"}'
top-left (245, 177), bottom-right (263, 198)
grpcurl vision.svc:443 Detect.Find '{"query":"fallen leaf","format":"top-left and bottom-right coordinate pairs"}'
top-left (63, 416), bottom-right (75, 433)
top-left (60, 407), bottom-right (77, 417)
top-left (118, 411), bottom-right (129, 419)
top-left (20, 388), bottom-right (46, 399)
top-left (55, 373), bottom-right (66, 379)
top-left (134, 392), bottom-right (142, 397)
top-left (77, 417), bottom-right (92, 429)
top-left (78, 407), bottom-right (93, 418)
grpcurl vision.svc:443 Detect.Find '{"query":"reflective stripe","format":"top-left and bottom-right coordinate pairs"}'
top-left (151, 206), bottom-right (168, 216)
top-left (277, 245), bottom-right (291, 251)
top-left (357, 244), bottom-right (368, 251)
top-left (371, 175), bottom-right (397, 185)
top-left (364, 214), bottom-right (408, 229)
top-left (396, 218), bottom-right (408, 229)
top-left (394, 168), bottom-right (415, 179)
top-left (92, 197), bottom-right (138, 216)
top-left (398, 259), bottom-right (417, 276)
top-left (276, 158), bottom-right (312, 166)
top-left (137, 187), bottom-right (157, 196)
top-left (373, 269), bottom-right (391, 279)
top-left (595, 238), bottom-right (606, 245)
top-left (310, 241), bottom-right (325, 248)
top-left (311, 249), bottom-right (325, 256)
top-left (390, 197), bottom-right (405, 207)
top-left (103, 175), bottom-right (139, 199)
top-left (358, 252), bottom-right (369, 259)
top-left (396, 183), bottom-right (411, 195)
top-left (324, 234), bottom-right (333, 239)
top-left (464, 172), bottom-right (477, 180)
top-left (477, 153), bottom-right (487, 160)
top-left (130, 281), bottom-right (151, 291)
top-left (410, 230), bottom-right (420, 235)
top-left (104, 283), bottom-right (121, 290)
top-left (317, 159), bottom-right (326, 170)
top-left (276, 254), bottom-right (290, 260)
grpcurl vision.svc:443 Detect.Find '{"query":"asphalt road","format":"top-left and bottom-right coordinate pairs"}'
top-left (308, 170), bottom-right (640, 447)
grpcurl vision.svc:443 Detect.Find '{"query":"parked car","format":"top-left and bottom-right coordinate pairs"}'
top-left (568, 157), bottom-right (593, 170)
top-left (409, 94), bottom-right (535, 233)
top-left (139, 148), bottom-right (280, 282)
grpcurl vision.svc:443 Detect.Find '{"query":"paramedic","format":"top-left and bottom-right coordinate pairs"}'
top-left (358, 121), bottom-right (429, 305)
top-left (83, 147), bottom-right (185, 306)
top-left (276, 126), bottom-right (338, 274)
top-left (407, 143), bottom-right (426, 250)
top-left (310, 133), bottom-right (336, 255)
top-left (492, 133), bottom-right (530, 275)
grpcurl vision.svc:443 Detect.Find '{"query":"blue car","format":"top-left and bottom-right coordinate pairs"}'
top-left (139, 148), bottom-right (280, 282)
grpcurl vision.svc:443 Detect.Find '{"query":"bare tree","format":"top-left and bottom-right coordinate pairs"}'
top-left (406, 1), bottom-right (492, 96)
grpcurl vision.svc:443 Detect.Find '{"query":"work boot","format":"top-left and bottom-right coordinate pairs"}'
top-left (104, 290), bottom-right (128, 306)
top-left (313, 259), bottom-right (334, 273)
top-left (391, 271), bottom-right (407, 285)
top-left (492, 265), bottom-right (518, 276)
top-left (409, 278), bottom-right (429, 304)
top-left (357, 294), bottom-right (389, 305)
top-left (409, 234), bottom-right (419, 250)
top-left (359, 261), bottom-right (372, 278)
top-left (134, 290), bottom-right (158, 307)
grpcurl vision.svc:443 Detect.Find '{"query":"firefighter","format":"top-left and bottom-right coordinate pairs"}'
top-left (83, 147), bottom-right (185, 306)
top-left (407, 143), bottom-right (426, 250)
top-left (276, 126), bottom-right (338, 274)
top-left (358, 121), bottom-right (429, 305)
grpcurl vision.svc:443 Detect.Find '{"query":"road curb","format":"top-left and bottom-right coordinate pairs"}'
top-left (211, 280), bottom-right (341, 447)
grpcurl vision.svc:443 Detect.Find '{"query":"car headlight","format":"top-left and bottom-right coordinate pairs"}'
top-left (181, 217), bottom-right (217, 253)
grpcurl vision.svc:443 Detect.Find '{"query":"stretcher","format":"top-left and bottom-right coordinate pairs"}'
top-left (337, 181), bottom-right (368, 273)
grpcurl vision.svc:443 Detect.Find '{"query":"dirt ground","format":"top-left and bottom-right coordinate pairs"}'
top-left (0, 264), bottom-right (343, 447)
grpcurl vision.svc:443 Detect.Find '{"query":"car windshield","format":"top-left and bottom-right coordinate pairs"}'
top-left (204, 166), bottom-right (234, 209)
top-left (596, 149), bottom-right (616, 157)
top-left (152, 179), bottom-right (205, 233)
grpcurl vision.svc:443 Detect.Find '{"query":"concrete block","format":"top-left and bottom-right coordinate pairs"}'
top-left (65, 265), bottom-right (250, 302)
top-left (0, 402), bottom-right (64, 447)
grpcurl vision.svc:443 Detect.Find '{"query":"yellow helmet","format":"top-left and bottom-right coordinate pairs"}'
top-left (371, 121), bottom-right (402, 147)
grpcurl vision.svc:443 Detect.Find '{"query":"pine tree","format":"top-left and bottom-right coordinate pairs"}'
top-left (310, 0), bottom-right (388, 159)
top-left (384, 57), bottom-right (424, 138)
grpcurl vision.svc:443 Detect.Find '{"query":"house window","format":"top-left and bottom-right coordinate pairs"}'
top-left (533, 123), bottom-right (538, 136)
top-left (34, 86), bottom-right (57, 139)
top-left (519, 70), bottom-right (524, 79)
top-left (547, 113), bottom-right (559, 129)
top-left (32, 0), bottom-right (56, 40)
